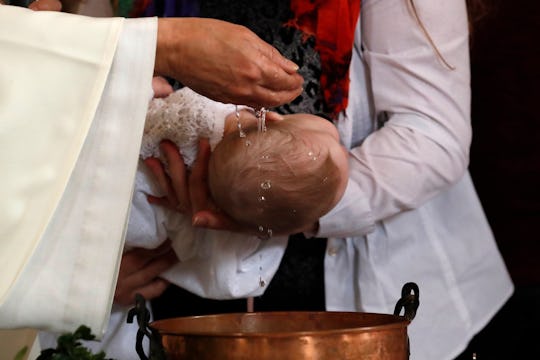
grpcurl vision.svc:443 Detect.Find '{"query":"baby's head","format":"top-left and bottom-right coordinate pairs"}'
top-left (208, 113), bottom-right (349, 236)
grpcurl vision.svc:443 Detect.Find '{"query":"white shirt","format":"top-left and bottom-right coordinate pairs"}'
top-left (319, 1), bottom-right (513, 359)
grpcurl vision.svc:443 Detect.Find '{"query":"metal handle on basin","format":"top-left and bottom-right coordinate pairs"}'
top-left (393, 282), bottom-right (420, 359)
top-left (393, 282), bottom-right (420, 321)
top-left (127, 293), bottom-right (167, 360)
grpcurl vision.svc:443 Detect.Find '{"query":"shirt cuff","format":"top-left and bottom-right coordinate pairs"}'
top-left (315, 179), bottom-right (375, 238)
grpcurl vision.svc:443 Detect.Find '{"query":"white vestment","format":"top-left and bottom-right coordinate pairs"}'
top-left (0, 5), bottom-right (156, 336)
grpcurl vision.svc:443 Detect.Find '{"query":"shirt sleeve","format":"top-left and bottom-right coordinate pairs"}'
top-left (318, 0), bottom-right (472, 237)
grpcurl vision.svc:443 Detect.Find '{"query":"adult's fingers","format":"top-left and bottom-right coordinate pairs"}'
top-left (189, 139), bottom-right (212, 214)
top-left (114, 277), bottom-right (170, 306)
top-left (118, 240), bottom-right (173, 278)
top-left (250, 44), bottom-right (304, 107)
top-left (114, 248), bottom-right (177, 306)
top-left (252, 85), bottom-right (304, 109)
top-left (257, 45), bottom-right (304, 90)
top-left (257, 41), bottom-right (300, 74)
top-left (130, 278), bottom-right (170, 304)
top-left (159, 140), bottom-right (191, 213)
top-left (28, 0), bottom-right (62, 11)
top-left (123, 248), bottom-right (178, 288)
top-left (192, 209), bottom-right (239, 231)
top-left (152, 76), bottom-right (174, 98)
top-left (143, 156), bottom-right (178, 209)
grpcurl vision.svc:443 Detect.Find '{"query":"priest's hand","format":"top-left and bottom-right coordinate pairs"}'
top-left (154, 18), bottom-right (304, 109)
top-left (28, 0), bottom-right (62, 11)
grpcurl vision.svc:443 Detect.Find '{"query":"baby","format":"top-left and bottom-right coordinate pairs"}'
top-left (209, 111), bottom-right (349, 237)
top-left (40, 87), bottom-right (349, 359)
top-left (140, 86), bottom-right (349, 238)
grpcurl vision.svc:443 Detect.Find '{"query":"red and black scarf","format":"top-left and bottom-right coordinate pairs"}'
top-left (287, 0), bottom-right (360, 119)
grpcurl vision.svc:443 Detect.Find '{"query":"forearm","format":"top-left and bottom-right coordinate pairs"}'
top-left (154, 17), bottom-right (184, 79)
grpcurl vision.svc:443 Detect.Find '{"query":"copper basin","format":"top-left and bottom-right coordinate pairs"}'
top-left (131, 283), bottom-right (419, 360)
top-left (150, 311), bottom-right (411, 360)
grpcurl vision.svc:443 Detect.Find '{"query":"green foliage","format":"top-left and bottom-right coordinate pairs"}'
top-left (13, 346), bottom-right (28, 360)
top-left (35, 325), bottom-right (113, 360)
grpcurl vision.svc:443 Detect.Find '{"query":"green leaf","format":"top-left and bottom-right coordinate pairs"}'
top-left (13, 346), bottom-right (28, 360)
top-left (36, 325), bottom-right (114, 360)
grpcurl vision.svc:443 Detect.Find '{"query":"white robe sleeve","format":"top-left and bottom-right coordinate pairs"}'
top-left (0, 5), bottom-right (156, 336)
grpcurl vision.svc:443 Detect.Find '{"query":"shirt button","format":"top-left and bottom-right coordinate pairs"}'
top-left (327, 247), bottom-right (338, 256)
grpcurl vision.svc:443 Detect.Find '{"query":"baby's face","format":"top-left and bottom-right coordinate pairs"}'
top-left (281, 113), bottom-right (349, 209)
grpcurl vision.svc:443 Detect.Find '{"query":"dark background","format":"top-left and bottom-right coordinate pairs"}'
top-left (458, 0), bottom-right (540, 358)
top-left (469, 0), bottom-right (540, 288)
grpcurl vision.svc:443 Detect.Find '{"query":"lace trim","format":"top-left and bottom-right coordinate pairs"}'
top-left (141, 87), bottom-right (235, 166)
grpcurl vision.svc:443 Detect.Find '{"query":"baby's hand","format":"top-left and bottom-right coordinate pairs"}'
top-left (28, 0), bottom-right (62, 11)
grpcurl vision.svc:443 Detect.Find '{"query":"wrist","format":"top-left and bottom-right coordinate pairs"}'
top-left (155, 18), bottom-right (180, 78)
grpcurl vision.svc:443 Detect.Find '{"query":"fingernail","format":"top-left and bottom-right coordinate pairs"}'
top-left (192, 216), bottom-right (207, 227)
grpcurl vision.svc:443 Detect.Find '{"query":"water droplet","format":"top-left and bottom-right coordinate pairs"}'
top-left (258, 195), bottom-right (266, 202)
top-left (256, 107), bottom-right (267, 133)
top-left (322, 176), bottom-right (329, 183)
top-left (236, 105), bottom-right (246, 138)
top-left (258, 225), bottom-right (264, 232)
top-left (267, 229), bottom-right (273, 238)
top-left (260, 180), bottom-right (271, 190)
top-left (261, 154), bottom-right (270, 160)
top-left (308, 151), bottom-right (314, 157)
top-left (245, 140), bottom-right (251, 146)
